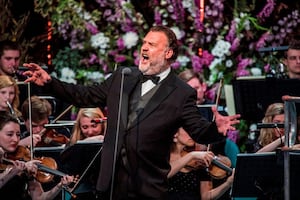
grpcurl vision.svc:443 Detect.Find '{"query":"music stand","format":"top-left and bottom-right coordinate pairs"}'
top-left (59, 141), bottom-right (103, 197)
top-left (231, 152), bottom-right (284, 199)
top-left (232, 78), bottom-right (300, 122)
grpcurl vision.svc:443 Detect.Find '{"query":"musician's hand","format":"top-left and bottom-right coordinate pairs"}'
top-left (60, 175), bottom-right (76, 187)
top-left (19, 135), bottom-right (42, 147)
top-left (190, 151), bottom-right (214, 167)
top-left (22, 63), bottom-right (51, 86)
top-left (212, 106), bottom-right (240, 136)
top-left (25, 160), bottom-right (41, 175)
top-left (11, 160), bottom-right (27, 173)
top-left (226, 168), bottom-right (235, 185)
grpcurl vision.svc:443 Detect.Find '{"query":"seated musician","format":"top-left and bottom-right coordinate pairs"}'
top-left (19, 95), bottom-right (70, 147)
top-left (254, 103), bottom-right (285, 153)
top-left (59, 107), bottom-right (106, 200)
top-left (67, 107), bottom-right (107, 146)
top-left (0, 111), bottom-right (75, 200)
top-left (257, 103), bottom-right (300, 153)
top-left (0, 75), bottom-right (22, 120)
top-left (19, 96), bottom-right (52, 147)
top-left (168, 127), bottom-right (234, 200)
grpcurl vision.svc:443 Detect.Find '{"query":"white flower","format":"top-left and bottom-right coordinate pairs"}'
top-left (250, 67), bottom-right (262, 76)
top-left (122, 31), bottom-right (139, 49)
top-left (177, 55), bottom-right (190, 67)
top-left (90, 32), bottom-right (110, 49)
top-left (86, 71), bottom-right (105, 84)
top-left (182, 0), bottom-right (192, 8)
top-left (60, 67), bottom-right (77, 84)
top-left (211, 40), bottom-right (231, 58)
top-left (209, 58), bottom-right (222, 70)
top-left (225, 59), bottom-right (233, 68)
top-left (171, 27), bottom-right (184, 40)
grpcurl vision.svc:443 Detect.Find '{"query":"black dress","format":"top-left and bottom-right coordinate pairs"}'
top-left (168, 169), bottom-right (210, 200)
top-left (0, 173), bottom-right (31, 200)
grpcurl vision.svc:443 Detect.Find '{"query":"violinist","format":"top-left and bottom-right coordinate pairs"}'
top-left (0, 111), bottom-right (75, 200)
top-left (19, 96), bottom-right (52, 147)
top-left (168, 127), bottom-right (234, 200)
top-left (68, 107), bottom-right (107, 146)
top-left (19, 95), bottom-right (69, 147)
top-left (60, 107), bottom-right (107, 199)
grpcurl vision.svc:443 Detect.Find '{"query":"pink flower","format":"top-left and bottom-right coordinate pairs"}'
top-left (85, 22), bottom-right (99, 35)
top-left (114, 54), bottom-right (126, 63)
top-left (257, 0), bottom-right (275, 21)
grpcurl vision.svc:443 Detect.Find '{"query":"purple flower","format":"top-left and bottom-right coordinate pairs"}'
top-left (225, 20), bottom-right (237, 43)
top-left (117, 38), bottom-right (125, 51)
top-left (264, 64), bottom-right (271, 73)
top-left (171, 61), bottom-right (181, 69)
top-left (85, 22), bottom-right (99, 35)
top-left (114, 54), bottom-right (127, 63)
top-left (255, 31), bottom-right (270, 50)
top-left (257, 0), bottom-right (275, 21)
top-left (200, 50), bottom-right (214, 67)
top-left (88, 54), bottom-right (98, 64)
top-left (236, 69), bottom-right (250, 77)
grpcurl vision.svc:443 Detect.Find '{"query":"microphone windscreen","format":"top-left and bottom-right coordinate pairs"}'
top-left (122, 67), bottom-right (132, 75)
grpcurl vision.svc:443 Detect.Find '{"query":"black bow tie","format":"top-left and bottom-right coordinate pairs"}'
top-left (141, 75), bottom-right (160, 84)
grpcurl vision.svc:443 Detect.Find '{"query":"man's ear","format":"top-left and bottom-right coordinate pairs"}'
top-left (166, 49), bottom-right (173, 59)
top-left (202, 82), bottom-right (207, 92)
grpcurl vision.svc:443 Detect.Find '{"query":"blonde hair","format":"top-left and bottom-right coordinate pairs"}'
top-left (258, 103), bottom-right (284, 147)
top-left (0, 75), bottom-right (21, 117)
top-left (69, 107), bottom-right (106, 145)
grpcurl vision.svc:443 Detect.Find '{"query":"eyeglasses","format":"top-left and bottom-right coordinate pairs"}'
top-left (287, 56), bottom-right (300, 61)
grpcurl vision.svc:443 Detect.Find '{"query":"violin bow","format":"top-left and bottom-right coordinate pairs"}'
top-left (212, 78), bottom-right (224, 122)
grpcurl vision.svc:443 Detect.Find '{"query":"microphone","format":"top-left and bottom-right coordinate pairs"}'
top-left (282, 95), bottom-right (300, 102)
top-left (257, 123), bottom-right (284, 129)
top-left (109, 66), bottom-right (131, 200)
top-left (91, 117), bottom-right (107, 123)
top-left (122, 67), bottom-right (132, 75)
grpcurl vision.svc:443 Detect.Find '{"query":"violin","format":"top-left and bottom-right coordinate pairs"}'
top-left (181, 145), bottom-right (233, 179)
top-left (37, 128), bottom-right (69, 147)
top-left (4, 145), bottom-right (65, 183)
top-left (35, 105), bottom-right (74, 147)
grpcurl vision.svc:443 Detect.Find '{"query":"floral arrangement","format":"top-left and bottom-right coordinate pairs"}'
top-left (33, 0), bottom-right (300, 88)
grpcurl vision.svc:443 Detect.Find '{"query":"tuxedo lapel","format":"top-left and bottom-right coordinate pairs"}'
top-left (128, 73), bottom-right (177, 129)
top-left (121, 73), bottom-right (140, 128)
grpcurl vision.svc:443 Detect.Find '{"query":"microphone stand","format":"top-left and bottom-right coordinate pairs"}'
top-left (109, 68), bottom-right (131, 200)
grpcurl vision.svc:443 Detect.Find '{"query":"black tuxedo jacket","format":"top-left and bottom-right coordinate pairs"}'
top-left (45, 66), bottom-right (224, 198)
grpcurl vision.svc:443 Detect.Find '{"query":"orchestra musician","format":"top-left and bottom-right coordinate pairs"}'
top-left (19, 95), bottom-right (52, 147)
top-left (68, 107), bottom-right (107, 146)
top-left (0, 111), bottom-right (75, 200)
top-left (60, 107), bottom-right (107, 199)
top-left (22, 25), bottom-right (240, 199)
top-left (0, 75), bottom-right (22, 119)
top-left (254, 103), bottom-right (285, 153)
top-left (283, 36), bottom-right (300, 79)
top-left (19, 95), bottom-right (70, 148)
top-left (168, 127), bottom-right (234, 200)
top-left (0, 40), bottom-right (21, 79)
